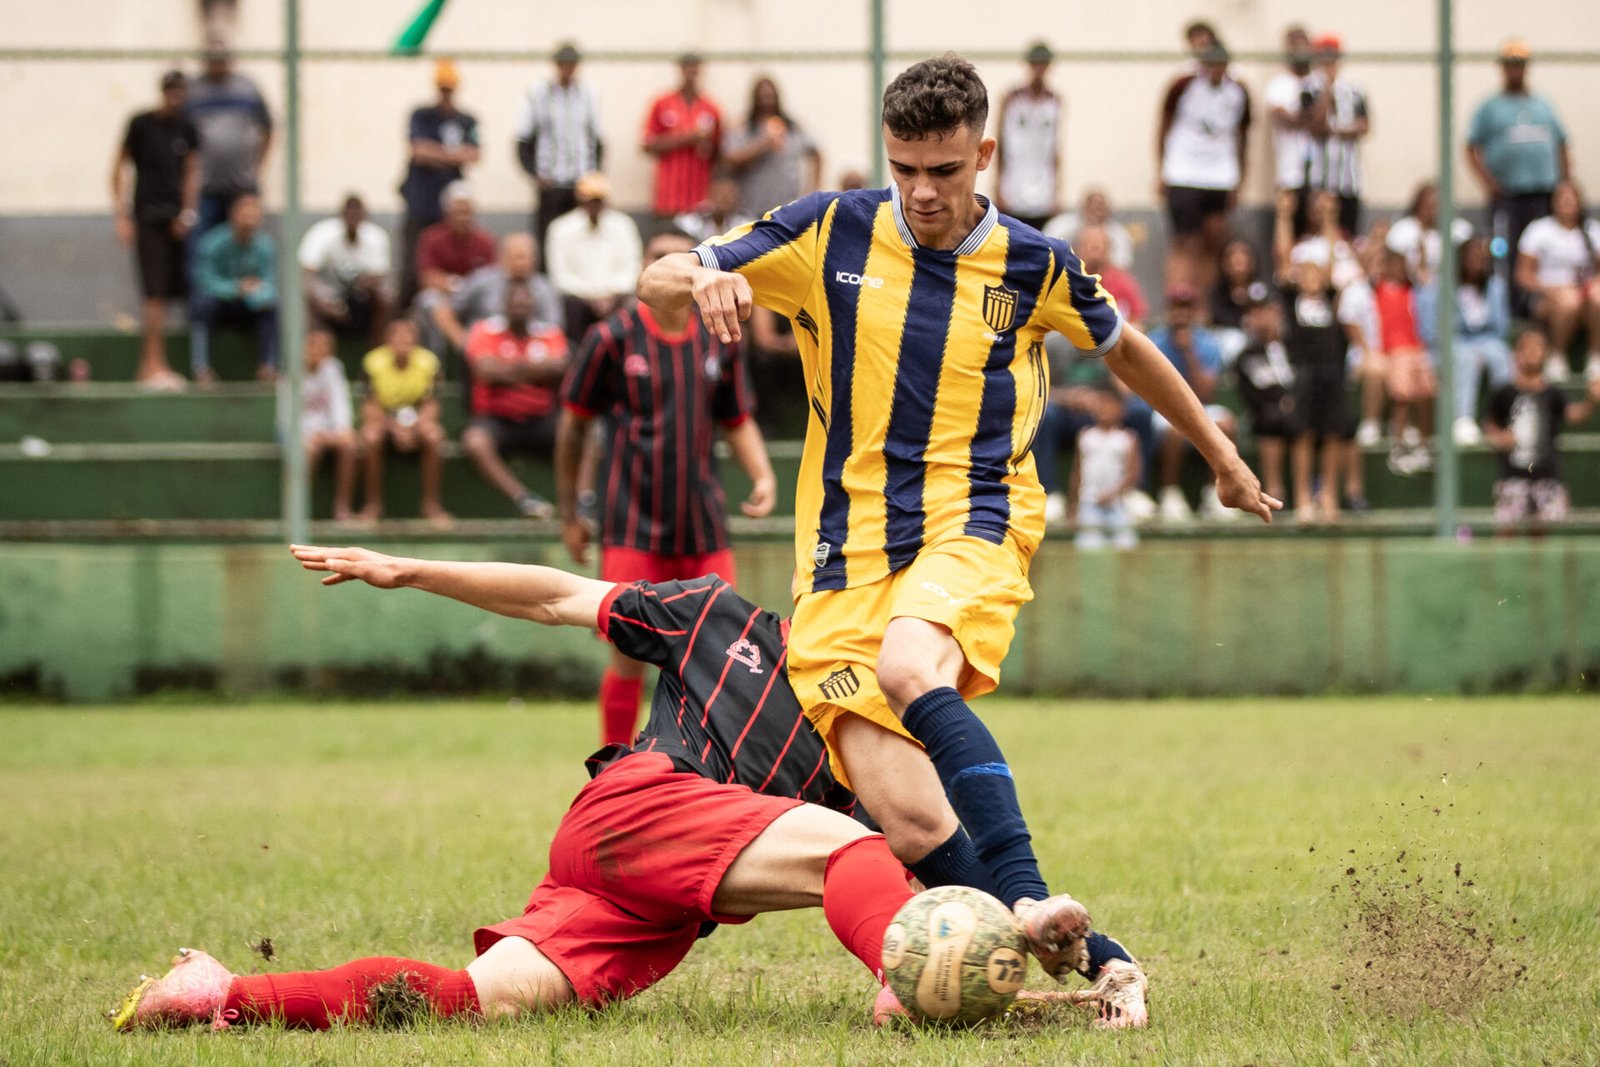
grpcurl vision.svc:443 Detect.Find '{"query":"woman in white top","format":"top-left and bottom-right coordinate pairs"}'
top-left (1516, 179), bottom-right (1600, 381)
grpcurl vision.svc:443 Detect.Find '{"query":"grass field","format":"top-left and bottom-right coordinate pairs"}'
top-left (2, 696), bottom-right (1596, 1066)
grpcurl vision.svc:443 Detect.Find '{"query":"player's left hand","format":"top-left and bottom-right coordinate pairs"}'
top-left (742, 475), bottom-right (776, 518)
top-left (289, 544), bottom-right (410, 588)
top-left (1214, 460), bottom-right (1282, 523)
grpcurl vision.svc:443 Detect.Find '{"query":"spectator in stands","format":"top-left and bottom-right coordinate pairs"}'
top-left (298, 194), bottom-right (392, 346)
top-left (722, 75), bottom-right (821, 220)
top-left (1184, 21), bottom-right (1220, 60)
top-left (515, 43), bottom-right (604, 262)
top-left (1070, 388), bottom-right (1140, 551)
top-left (1075, 224), bottom-right (1146, 327)
top-left (546, 173), bottom-right (643, 346)
top-left (1515, 179), bottom-right (1600, 383)
top-left (642, 54), bottom-right (722, 218)
top-left (461, 284), bottom-right (570, 519)
top-left (113, 70), bottom-right (200, 391)
top-left (1485, 326), bottom-right (1600, 534)
top-left (399, 60), bottom-right (481, 305)
top-left (1386, 181), bottom-right (1473, 286)
top-left (1417, 236), bottom-right (1513, 446)
top-left (425, 233), bottom-right (562, 356)
top-left (1373, 247), bottom-right (1436, 474)
top-left (993, 42), bottom-right (1063, 230)
top-left (192, 192), bottom-right (278, 380)
top-left (1209, 238), bottom-right (1263, 363)
top-left (1233, 283), bottom-right (1303, 516)
top-left (674, 176), bottom-right (752, 245)
top-left (280, 327), bottom-right (359, 520)
top-left (186, 47), bottom-right (271, 238)
top-left (1044, 187), bottom-right (1135, 270)
top-left (1467, 40), bottom-right (1570, 314)
top-left (837, 168), bottom-right (867, 192)
top-left (360, 317), bottom-right (449, 524)
top-left (415, 181), bottom-right (497, 333)
top-left (1157, 42), bottom-right (1250, 295)
top-left (1265, 25), bottom-right (1315, 237)
top-left (1143, 285), bottom-right (1237, 522)
top-left (1304, 35), bottom-right (1369, 237)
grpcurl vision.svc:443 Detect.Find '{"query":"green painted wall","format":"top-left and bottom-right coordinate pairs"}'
top-left (1, 539), bottom-right (1595, 702)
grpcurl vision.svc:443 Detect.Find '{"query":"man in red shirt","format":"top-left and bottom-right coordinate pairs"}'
top-left (641, 55), bottom-right (722, 218)
top-left (461, 285), bottom-right (570, 517)
top-left (416, 181), bottom-right (496, 308)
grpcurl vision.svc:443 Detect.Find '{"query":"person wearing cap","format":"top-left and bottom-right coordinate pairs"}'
top-left (1467, 40), bottom-right (1570, 315)
top-left (545, 173), bottom-right (643, 346)
top-left (186, 47), bottom-right (272, 241)
top-left (515, 43), bottom-right (604, 266)
top-left (113, 70), bottom-right (201, 390)
top-left (1156, 40), bottom-right (1251, 297)
top-left (993, 42), bottom-right (1064, 230)
top-left (1303, 34), bottom-right (1369, 237)
top-left (641, 54), bottom-right (724, 217)
top-left (400, 59), bottom-right (481, 306)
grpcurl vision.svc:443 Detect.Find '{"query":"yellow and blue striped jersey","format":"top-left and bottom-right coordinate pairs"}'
top-left (695, 185), bottom-right (1122, 594)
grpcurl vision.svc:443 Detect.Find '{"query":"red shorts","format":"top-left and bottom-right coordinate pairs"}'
top-left (473, 752), bottom-right (802, 1006)
top-left (599, 545), bottom-right (738, 587)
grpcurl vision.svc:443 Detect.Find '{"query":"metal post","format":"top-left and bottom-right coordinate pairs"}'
top-left (281, 0), bottom-right (309, 544)
top-left (869, 0), bottom-right (886, 187)
top-left (1433, 0), bottom-right (1459, 539)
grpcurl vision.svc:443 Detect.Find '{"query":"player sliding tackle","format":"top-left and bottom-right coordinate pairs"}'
top-left (640, 53), bottom-right (1279, 984)
top-left (112, 545), bottom-right (1147, 1032)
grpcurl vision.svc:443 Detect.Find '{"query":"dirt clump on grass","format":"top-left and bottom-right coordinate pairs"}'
top-left (366, 973), bottom-right (434, 1028)
top-left (1331, 851), bottom-right (1525, 1019)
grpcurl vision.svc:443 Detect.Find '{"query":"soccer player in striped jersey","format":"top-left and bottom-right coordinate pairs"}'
top-left (556, 228), bottom-right (777, 748)
top-left (640, 54), bottom-right (1280, 975)
top-left (111, 545), bottom-right (1151, 1031)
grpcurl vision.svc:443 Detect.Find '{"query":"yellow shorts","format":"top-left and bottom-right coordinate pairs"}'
top-left (786, 536), bottom-right (1034, 789)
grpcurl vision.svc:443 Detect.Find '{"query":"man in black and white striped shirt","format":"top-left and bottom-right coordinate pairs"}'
top-left (515, 43), bottom-right (605, 266)
top-left (1306, 35), bottom-right (1370, 237)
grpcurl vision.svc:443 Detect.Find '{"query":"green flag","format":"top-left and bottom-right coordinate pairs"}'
top-left (392, 0), bottom-right (450, 55)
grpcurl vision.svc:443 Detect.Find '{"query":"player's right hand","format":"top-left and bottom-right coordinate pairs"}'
top-left (289, 544), bottom-right (410, 588)
top-left (690, 268), bottom-right (753, 344)
top-left (562, 518), bottom-right (593, 565)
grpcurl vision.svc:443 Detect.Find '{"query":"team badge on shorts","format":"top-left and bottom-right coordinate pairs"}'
top-left (982, 284), bottom-right (1019, 333)
top-left (818, 665), bottom-right (860, 701)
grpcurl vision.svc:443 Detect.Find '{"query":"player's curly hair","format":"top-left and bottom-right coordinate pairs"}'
top-left (881, 54), bottom-right (989, 139)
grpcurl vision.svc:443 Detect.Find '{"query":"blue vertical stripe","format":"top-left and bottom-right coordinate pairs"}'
top-left (882, 251), bottom-right (958, 572)
top-left (964, 225), bottom-right (1050, 541)
top-left (811, 194), bottom-right (882, 590)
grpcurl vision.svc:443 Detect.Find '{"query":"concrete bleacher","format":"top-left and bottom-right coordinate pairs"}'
top-left (3, 326), bottom-right (1598, 540)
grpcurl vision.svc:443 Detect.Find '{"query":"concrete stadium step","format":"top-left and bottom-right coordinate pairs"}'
top-left (1, 325), bottom-right (373, 383)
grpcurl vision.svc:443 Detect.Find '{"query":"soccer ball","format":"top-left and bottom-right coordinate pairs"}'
top-left (880, 885), bottom-right (1029, 1024)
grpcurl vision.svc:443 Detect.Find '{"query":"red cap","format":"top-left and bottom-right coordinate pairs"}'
top-left (1313, 34), bottom-right (1343, 56)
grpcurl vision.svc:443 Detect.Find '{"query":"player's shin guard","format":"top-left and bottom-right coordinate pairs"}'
top-left (598, 669), bottom-right (644, 747)
top-left (901, 687), bottom-right (1049, 906)
top-left (221, 958), bottom-right (480, 1029)
top-left (823, 836), bottom-right (914, 978)
top-left (906, 827), bottom-right (1001, 898)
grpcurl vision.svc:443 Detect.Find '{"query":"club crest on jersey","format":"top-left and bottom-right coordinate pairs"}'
top-left (818, 665), bottom-right (860, 701)
top-left (624, 353), bottom-right (649, 377)
top-left (726, 638), bottom-right (763, 674)
top-left (812, 541), bottom-right (831, 567)
top-left (982, 284), bottom-right (1019, 333)
top-left (704, 355), bottom-right (722, 381)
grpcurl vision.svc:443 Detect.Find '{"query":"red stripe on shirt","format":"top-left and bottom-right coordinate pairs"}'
top-left (672, 582), bottom-right (726, 728)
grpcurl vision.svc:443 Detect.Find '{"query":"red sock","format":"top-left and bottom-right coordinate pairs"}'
top-left (823, 836), bottom-right (915, 980)
top-left (598, 669), bottom-right (643, 747)
top-left (223, 957), bottom-right (479, 1029)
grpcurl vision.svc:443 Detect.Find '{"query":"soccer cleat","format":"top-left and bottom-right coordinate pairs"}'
top-left (872, 983), bottom-right (910, 1027)
top-left (1087, 957), bottom-right (1150, 1030)
top-left (110, 947), bottom-right (235, 1032)
top-left (1015, 895), bottom-right (1091, 979)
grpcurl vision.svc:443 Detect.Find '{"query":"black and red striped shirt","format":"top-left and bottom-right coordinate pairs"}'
top-left (562, 302), bottom-right (753, 557)
top-left (587, 576), bottom-right (855, 815)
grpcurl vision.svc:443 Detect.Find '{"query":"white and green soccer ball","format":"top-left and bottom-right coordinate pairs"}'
top-left (881, 885), bottom-right (1029, 1024)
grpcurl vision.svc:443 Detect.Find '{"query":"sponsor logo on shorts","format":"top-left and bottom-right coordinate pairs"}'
top-left (726, 638), bottom-right (763, 674)
top-left (920, 581), bottom-right (967, 607)
top-left (818, 665), bottom-right (860, 701)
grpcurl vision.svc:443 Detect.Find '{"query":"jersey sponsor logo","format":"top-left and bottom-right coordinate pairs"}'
top-left (982, 284), bottom-right (1019, 333)
top-left (726, 638), bottom-right (764, 674)
top-left (704, 355), bottom-right (722, 381)
top-left (624, 353), bottom-right (650, 377)
top-left (812, 541), bottom-right (831, 567)
top-left (834, 270), bottom-right (885, 289)
top-left (818, 665), bottom-right (860, 701)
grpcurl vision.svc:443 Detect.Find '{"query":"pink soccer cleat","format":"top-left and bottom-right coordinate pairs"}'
top-left (109, 947), bottom-right (236, 1032)
top-left (872, 983), bottom-right (910, 1027)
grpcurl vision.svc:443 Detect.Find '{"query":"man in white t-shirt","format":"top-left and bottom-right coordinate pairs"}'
top-left (1264, 26), bottom-right (1314, 235)
top-left (994, 42), bottom-right (1063, 230)
top-left (545, 172), bottom-right (643, 346)
top-left (1157, 43), bottom-right (1251, 295)
top-left (298, 195), bottom-right (392, 344)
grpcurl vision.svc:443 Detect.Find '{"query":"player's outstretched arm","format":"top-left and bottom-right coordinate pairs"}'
top-left (288, 545), bottom-right (609, 630)
top-left (637, 251), bottom-right (752, 344)
top-left (1104, 326), bottom-right (1283, 522)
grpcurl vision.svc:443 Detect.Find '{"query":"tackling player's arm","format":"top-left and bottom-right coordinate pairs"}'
top-left (289, 545), bottom-right (609, 630)
top-left (637, 252), bottom-right (752, 344)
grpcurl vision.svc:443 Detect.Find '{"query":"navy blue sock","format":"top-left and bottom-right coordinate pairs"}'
top-left (906, 827), bottom-right (1000, 898)
top-left (1084, 931), bottom-right (1135, 980)
top-left (901, 687), bottom-right (1049, 906)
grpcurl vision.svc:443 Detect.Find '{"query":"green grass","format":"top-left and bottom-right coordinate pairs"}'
top-left (2, 697), bottom-right (1596, 1065)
